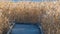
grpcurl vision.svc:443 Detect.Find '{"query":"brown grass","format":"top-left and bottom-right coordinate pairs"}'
top-left (0, 2), bottom-right (10, 34)
top-left (0, 2), bottom-right (60, 34)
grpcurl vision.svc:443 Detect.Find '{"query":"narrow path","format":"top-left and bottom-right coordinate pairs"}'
top-left (10, 23), bottom-right (42, 34)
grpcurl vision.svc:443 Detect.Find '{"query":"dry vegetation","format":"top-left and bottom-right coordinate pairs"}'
top-left (0, 2), bottom-right (60, 34)
top-left (0, 2), bottom-right (10, 34)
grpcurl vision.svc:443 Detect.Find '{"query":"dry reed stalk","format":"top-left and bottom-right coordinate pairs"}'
top-left (0, 2), bottom-right (60, 34)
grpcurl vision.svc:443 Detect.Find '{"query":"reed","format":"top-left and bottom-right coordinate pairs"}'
top-left (0, 2), bottom-right (60, 34)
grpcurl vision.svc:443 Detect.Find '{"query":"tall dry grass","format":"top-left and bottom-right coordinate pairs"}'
top-left (0, 2), bottom-right (10, 34)
top-left (0, 2), bottom-right (60, 34)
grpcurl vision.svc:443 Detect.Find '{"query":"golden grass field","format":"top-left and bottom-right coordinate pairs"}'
top-left (0, 2), bottom-right (60, 34)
